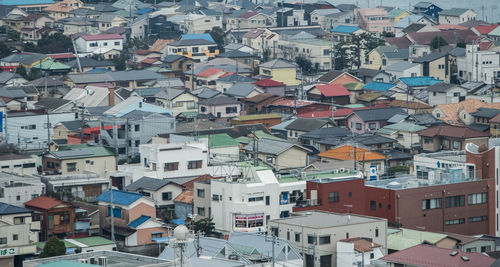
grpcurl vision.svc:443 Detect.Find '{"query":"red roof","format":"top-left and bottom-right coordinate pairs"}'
top-left (297, 110), bottom-right (332, 118)
top-left (197, 68), bottom-right (223, 78)
top-left (253, 78), bottom-right (285, 87)
top-left (385, 36), bottom-right (412, 48)
top-left (219, 72), bottom-right (235, 78)
top-left (24, 195), bottom-right (63, 210)
top-left (479, 41), bottom-right (491, 51)
top-left (238, 11), bottom-right (259, 19)
top-left (474, 24), bottom-right (500, 35)
top-left (80, 34), bottom-right (123, 41)
top-left (316, 84), bottom-right (351, 97)
top-left (140, 57), bottom-right (161, 64)
top-left (417, 124), bottom-right (490, 139)
top-left (434, 24), bottom-right (468, 30)
top-left (380, 244), bottom-right (495, 267)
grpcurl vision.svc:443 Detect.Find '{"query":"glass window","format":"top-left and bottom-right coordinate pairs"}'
top-left (164, 162), bottom-right (179, 171)
top-left (162, 192), bottom-right (172, 200)
top-left (468, 192), bottom-right (487, 205)
top-left (66, 163), bottom-right (76, 172)
top-left (445, 218), bottom-right (465, 225)
top-left (197, 207), bottom-right (205, 216)
top-left (295, 233), bottom-right (300, 242)
top-left (319, 235), bottom-right (331, 245)
top-left (445, 195), bottom-right (465, 208)
top-left (355, 123), bottom-right (362, 130)
top-left (307, 235), bottom-right (316, 244)
top-left (422, 198), bottom-right (442, 210)
top-left (188, 160), bottom-right (202, 169)
top-left (197, 189), bottom-right (205, 198)
top-left (328, 192), bottom-right (339, 203)
top-left (370, 200), bottom-right (376, 210)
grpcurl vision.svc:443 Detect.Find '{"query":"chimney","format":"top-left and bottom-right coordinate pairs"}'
top-left (108, 86), bottom-right (115, 106)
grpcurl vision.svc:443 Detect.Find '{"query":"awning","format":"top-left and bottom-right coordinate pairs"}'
top-left (172, 219), bottom-right (185, 225)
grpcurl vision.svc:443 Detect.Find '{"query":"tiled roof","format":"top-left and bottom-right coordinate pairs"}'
top-left (434, 24), bottom-right (468, 30)
top-left (253, 79), bottom-right (285, 87)
top-left (259, 59), bottom-right (296, 69)
top-left (315, 83), bottom-right (351, 97)
top-left (243, 93), bottom-right (280, 103)
top-left (243, 29), bottom-right (265, 39)
top-left (318, 145), bottom-right (386, 161)
top-left (149, 39), bottom-right (171, 52)
top-left (0, 202), bottom-right (32, 215)
top-left (412, 52), bottom-right (446, 63)
top-left (197, 68), bottom-right (224, 78)
top-left (330, 25), bottom-right (360, 33)
top-left (357, 92), bottom-right (384, 102)
top-left (243, 138), bottom-right (309, 155)
top-left (489, 113), bottom-right (500, 123)
top-left (435, 99), bottom-right (500, 124)
top-left (174, 190), bottom-right (193, 204)
top-left (96, 189), bottom-right (143, 206)
top-left (407, 30), bottom-right (479, 45)
top-left (128, 215), bottom-right (151, 228)
top-left (417, 124), bottom-right (490, 138)
top-left (340, 237), bottom-right (382, 252)
top-left (385, 36), bottom-right (412, 48)
top-left (285, 117), bottom-right (331, 131)
top-left (351, 107), bottom-right (407, 122)
top-left (125, 177), bottom-right (180, 191)
top-left (238, 11), bottom-right (258, 19)
top-left (199, 95), bottom-right (240, 105)
top-left (80, 34), bottom-right (123, 41)
top-left (24, 196), bottom-right (63, 210)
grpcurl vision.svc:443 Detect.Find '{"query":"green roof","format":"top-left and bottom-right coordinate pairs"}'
top-left (72, 236), bottom-right (115, 247)
top-left (489, 25), bottom-right (500, 36)
top-left (230, 243), bottom-right (260, 256)
top-left (33, 59), bottom-right (71, 71)
top-left (279, 170), bottom-right (361, 184)
top-left (388, 228), bottom-right (448, 251)
top-left (343, 103), bottom-right (365, 108)
top-left (343, 82), bottom-right (365, 91)
top-left (53, 144), bottom-right (115, 159)
top-left (37, 260), bottom-right (98, 267)
top-left (378, 122), bottom-right (427, 133)
top-left (234, 113), bottom-right (282, 121)
top-left (387, 8), bottom-right (408, 18)
top-left (200, 133), bottom-right (239, 148)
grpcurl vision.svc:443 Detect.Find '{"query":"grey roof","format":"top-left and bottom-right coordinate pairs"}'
top-left (191, 87), bottom-right (221, 99)
top-left (403, 23), bottom-right (427, 33)
top-left (259, 59), bottom-right (296, 69)
top-left (471, 108), bottom-right (500, 119)
top-left (449, 47), bottom-right (466, 57)
top-left (67, 58), bottom-right (115, 68)
top-left (163, 54), bottom-right (183, 63)
top-left (285, 118), bottom-right (331, 132)
top-left (336, 4), bottom-right (357, 11)
top-left (199, 95), bottom-right (240, 105)
top-left (0, 72), bottom-right (22, 84)
top-left (86, 106), bottom-right (111, 116)
top-left (318, 133), bottom-right (396, 146)
top-left (26, 76), bottom-right (66, 88)
top-left (439, 8), bottom-right (471, 17)
top-left (134, 87), bottom-right (185, 100)
top-left (387, 113), bottom-right (409, 124)
top-left (270, 119), bottom-right (294, 132)
top-left (96, 14), bottom-right (122, 22)
top-left (90, 3), bottom-right (120, 12)
top-left (35, 97), bottom-right (71, 111)
top-left (461, 81), bottom-right (493, 95)
top-left (300, 127), bottom-right (351, 139)
top-left (125, 176), bottom-right (181, 191)
top-left (243, 138), bottom-right (309, 155)
top-left (169, 39), bottom-right (214, 46)
top-left (407, 112), bottom-right (442, 126)
top-left (271, 210), bottom-right (381, 228)
top-left (225, 83), bottom-right (258, 97)
top-left (384, 48), bottom-right (410, 59)
top-left (414, 1), bottom-right (433, 8)
top-left (69, 8), bottom-right (101, 16)
top-left (318, 70), bottom-right (344, 83)
top-left (426, 83), bottom-right (459, 92)
top-left (217, 73), bottom-right (255, 83)
top-left (468, 123), bottom-right (490, 132)
top-left (217, 50), bottom-right (253, 58)
top-left (351, 107), bottom-right (407, 122)
top-left (120, 110), bottom-right (171, 120)
top-left (0, 87), bottom-right (27, 98)
top-left (116, 88), bottom-right (132, 99)
top-left (412, 52), bottom-right (446, 63)
top-left (0, 202), bottom-right (32, 215)
top-left (60, 120), bottom-right (84, 131)
top-left (385, 61), bottom-right (419, 72)
top-left (67, 70), bottom-right (166, 84)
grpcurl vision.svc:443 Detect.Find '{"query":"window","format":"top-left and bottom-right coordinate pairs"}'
top-left (468, 216), bottom-right (487, 222)
top-left (355, 123), bottom-right (362, 130)
top-left (197, 189), bottom-right (205, 198)
top-left (348, 192), bottom-right (352, 198)
top-left (266, 196), bottom-right (270, 206)
top-left (188, 160), bottom-right (202, 169)
top-left (16, 195), bottom-right (20, 201)
top-left (103, 42), bottom-right (108, 46)
top-left (453, 140), bottom-right (460, 149)
top-left (328, 192), bottom-right (339, 203)
top-left (197, 207), bottom-right (205, 216)
top-left (14, 217), bottom-right (25, 225)
top-left (151, 233), bottom-right (162, 239)
top-left (0, 238), bottom-right (6, 244)
top-left (212, 194), bottom-right (221, 201)
top-left (319, 235), bottom-right (331, 245)
top-left (445, 195), bottom-right (465, 208)
top-left (108, 207), bottom-right (122, 218)
top-left (368, 123), bottom-right (376, 130)
top-left (287, 231), bottom-right (290, 240)
top-left (67, 163), bottom-right (76, 172)
top-left (370, 200), bottom-right (376, 210)
top-left (466, 248), bottom-right (477, 252)
top-left (445, 218), bottom-right (465, 225)
top-left (422, 198), bottom-right (442, 210)
top-left (225, 106), bottom-right (238, 114)
top-left (192, 47), bottom-right (199, 53)
top-left (424, 138), bottom-right (432, 144)
top-left (375, 228), bottom-right (379, 237)
top-left (295, 233), bottom-right (300, 242)
top-left (248, 196), bottom-right (264, 202)
top-left (162, 192), bottom-right (172, 200)
top-left (453, 92), bottom-right (460, 97)
top-left (13, 234), bottom-right (18, 241)
top-left (164, 162), bottom-right (179, 171)
top-left (135, 124), bottom-right (140, 131)
top-left (468, 192), bottom-right (487, 205)
top-left (114, 41), bottom-right (120, 46)
top-left (481, 246), bottom-right (491, 252)
top-left (307, 235), bottom-right (316, 244)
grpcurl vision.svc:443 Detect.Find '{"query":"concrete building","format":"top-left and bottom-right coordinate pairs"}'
top-left (427, 83), bottom-right (467, 106)
top-left (193, 180), bottom-right (212, 221)
top-left (457, 44), bottom-right (500, 84)
top-left (268, 211), bottom-right (387, 267)
top-left (38, 172), bottom-right (110, 202)
top-left (0, 154), bottom-right (37, 176)
top-left (0, 173), bottom-right (44, 206)
top-left (355, 8), bottom-right (393, 34)
top-left (74, 34), bottom-right (124, 57)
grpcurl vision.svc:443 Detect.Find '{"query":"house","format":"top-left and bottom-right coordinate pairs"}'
top-left (162, 55), bottom-right (196, 78)
top-left (380, 244), bottom-right (494, 266)
top-left (96, 189), bottom-right (168, 246)
top-left (353, 68), bottom-right (392, 84)
top-left (66, 57), bottom-right (115, 73)
top-left (66, 70), bottom-right (166, 89)
top-left (200, 133), bottom-right (240, 163)
top-left (51, 120), bottom-right (87, 143)
top-left (42, 144), bottom-right (116, 177)
top-left (215, 73), bottom-right (256, 93)
top-left (258, 59), bottom-right (300, 86)
top-left (224, 83), bottom-right (263, 99)
top-left (298, 126), bottom-right (352, 150)
top-left (285, 117), bottom-right (334, 141)
top-left (95, 14), bottom-right (128, 32)
top-left (243, 138), bottom-right (310, 171)
top-left (164, 38), bottom-right (218, 62)
top-left (216, 50), bottom-right (255, 70)
top-left (347, 107), bottom-right (407, 134)
top-left (252, 79), bottom-right (286, 96)
top-left (20, 14), bottom-right (54, 42)
top-left (43, 0), bottom-right (83, 20)
top-left (363, 46), bottom-right (409, 70)
top-left (385, 61), bottom-right (421, 82)
top-left (173, 190), bottom-right (193, 221)
top-left (427, 83), bottom-right (467, 106)
top-left (417, 124), bottom-right (490, 152)
top-left (231, 113), bottom-right (282, 130)
top-left (432, 99), bottom-right (500, 125)
top-left (277, 37), bottom-right (333, 71)
top-left (168, 13), bottom-right (222, 34)
top-left (56, 16), bottom-right (96, 35)
top-left (198, 95), bottom-right (240, 120)
top-left (0, 72), bottom-right (27, 86)
top-left (413, 2), bottom-right (443, 19)
top-left (318, 145), bottom-right (387, 177)
top-left (306, 83), bottom-right (351, 105)
top-left (2, 0), bottom-right (54, 12)
top-left (355, 8), bottom-right (393, 34)
top-left (125, 177), bottom-right (184, 218)
top-left (457, 44), bottom-right (500, 84)
top-left (226, 11), bottom-right (269, 30)
top-left (412, 52), bottom-right (450, 83)
top-left (439, 8), bottom-right (477, 25)
top-left (330, 25), bottom-right (364, 43)
top-left (377, 122), bottom-right (427, 149)
top-left (337, 237), bottom-right (384, 266)
top-left (63, 85), bottom-right (123, 107)
top-left (387, 8), bottom-right (410, 23)
top-left (241, 93), bottom-right (281, 114)
top-left (0, 202), bottom-right (38, 266)
top-left (489, 113), bottom-right (500, 136)
top-left (318, 70), bottom-right (362, 85)
top-left (24, 195), bottom-right (74, 241)
top-left (134, 87), bottom-right (198, 116)
top-left (469, 108), bottom-right (500, 133)
top-left (74, 34), bottom-right (123, 58)
top-left (269, 211), bottom-right (387, 267)
top-left (310, 9), bottom-right (342, 30)
top-left (0, 154), bottom-right (38, 177)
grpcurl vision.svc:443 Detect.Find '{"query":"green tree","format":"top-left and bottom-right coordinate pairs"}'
top-left (15, 65), bottom-right (28, 79)
top-left (295, 55), bottom-right (312, 74)
top-left (208, 26), bottom-right (225, 50)
top-left (0, 42), bottom-right (11, 58)
top-left (333, 41), bottom-right (350, 70)
top-left (23, 42), bottom-right (37, 52)
top-left (430, 36), bottom-right (448, 50)
top-left (125, 37), bottom-right (149, 50)
top-left (40, 236), bottom-right (66, 258)
top-left (194, 217), bottom-right (215, 235)
top-left (113, 54), bottom-right (127, 71)
top-left (36, 33), bottom-right (73, 53)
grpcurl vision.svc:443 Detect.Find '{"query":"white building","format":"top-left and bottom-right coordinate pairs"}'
top-left (457, 44), bottom-right (500, 84)
top-left (438, 8), bottom-right (477, 25)
top-left (38, 173), bottom-right (110, 202)
top-left (168, 14), bottom-right (222, 34)
top-left (0, 154), bottom-right (37, 176)
top-left (385, 61), bottom-right (421, 82)
top-left (0, 173), bottom-right (44, 206)
top-left (337, 238), bottom-right (385, 266)
top-left (413, 150), bottom-right (475, 181)
top-left (74, 33), bottom-right (124, 56)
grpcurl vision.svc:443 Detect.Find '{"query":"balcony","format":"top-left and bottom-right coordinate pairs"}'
top-left (294, 199), bottom-right (320, 208)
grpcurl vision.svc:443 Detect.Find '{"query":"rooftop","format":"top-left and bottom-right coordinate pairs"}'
top-left (270, 210), bottom-right (384, 228)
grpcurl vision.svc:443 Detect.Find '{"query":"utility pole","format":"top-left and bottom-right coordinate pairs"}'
top-left (352, 131), bottom-right (357, 171)
top-left (125, 118), bottom-right (130, 163)
top-left (80, 106), bottom-right (85, 144)
top-left (110, 186), bottom-right (115, 242)
top-left (265, 233), bottom-right (276, 267)
top-left (46, 110), bottom-right (51, 152)
top-left (195, 232), bottom-right (201, 257)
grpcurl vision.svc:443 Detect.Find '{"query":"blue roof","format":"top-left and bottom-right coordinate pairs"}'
top-left (362, 82), bottom-right (396, 91)
top-left (181, 33), bottom-right (215, 43)
top-left (85, 68), bottom-right (111, 73)
top-left (0, 0), bottom-right (54, 5)
top-left (0, 202), bottom-right (32, 215)
top-left (399, 76), bottom-right (443, 87)
top-left (330, 25), bottom-right (360, 33)
top-left (172, 219), bottom-right (185, 225)
top-left (135, 7), bottom-right (154, 15)
top-left (128, 215), bottom-right (151, 228)
top-left (96, 189), bottom-right (143, 206)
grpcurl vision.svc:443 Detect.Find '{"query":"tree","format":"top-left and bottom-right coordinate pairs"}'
top-left (125, 37), bottom-right (149, 50)
top-left (0, 42), bottom-right (11, 58)
top-left (27, 68), bottom-right (41, 81)
top-left (113, 54), bottom-right (127, 71)
top-left (194, 217), bottom-right (215, 235)
top-left (208, 26), bottom-right (225, 50)
top-left (333, 41), bottom-right (351, 70)
top-left (40, 236), bottom-right (66, 258)
top-left (295, 55), bottom-right (312, 74)
top-left (430, 36), bottom-right (448, 50)
top-left (36, 33), bottom-right (73, 53)
top-left (15, 65), bottom-right (27, 79)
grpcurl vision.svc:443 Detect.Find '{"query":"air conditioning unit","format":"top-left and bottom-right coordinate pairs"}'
top-left (98, 256), bottom-right (107, 266)
top-left (78, 259), bottom-right (88, 264)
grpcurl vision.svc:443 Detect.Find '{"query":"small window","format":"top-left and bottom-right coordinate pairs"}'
top-left (164, 162), bottom-right (179, 171)
top-left (135, 124), bottom-right (140, 131)
top-left (319, 235), bottom-right (331, 245)
top-left (0, 238), bottom-right (6, 244)
top-left (355, 123), bottom-right (362, 130)
top-left (307, 235), bottom-right (316, 244)
top-left (370, 200), bottom-right (376, 210)
top-left (162, 192), bottom-right (172, 200)
top-left (197, 207), bottom-right (205, 216)
top-left (295, 233), bottom-right (300, 242)
top-left (328, 192), bottom-right (339, 203)
top-left (197, 189), bottom-right (205, 198)
top-left (375, 228), bottom-right (379, 237)
top-left (188, 160), bottom-right (202, 169)
top-left (67, 163), bottom-right (76, 172)
top-left (13, 234), bottom-right (18, 241)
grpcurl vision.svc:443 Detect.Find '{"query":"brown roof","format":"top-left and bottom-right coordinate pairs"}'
top-left (490, 113), bottom-right (500, 123)
top-left (243, 29), bottom-right (265, 39)
top-left (174, 190), bottom-right (193, 204)
top-left (243, 93), bottom-right (281, 103)
top-left (435, 99), bottom-right (500, 125)
top-left (149, 39), bottom-right (172, 53)
top-left (389, 99), bottom-right (432, 110)
top-left (24, 196), bottom-right (64, 210)
top-left (182, 174), bottom-right (216, 190)
top-left (385, 36), bottom-right (412, 48)
top-left (339, 237), bottom-right (382, 252)
top-left (417, 124), bottom-right (490, 139)
top-left (407, 30), bottom-right (480, 45)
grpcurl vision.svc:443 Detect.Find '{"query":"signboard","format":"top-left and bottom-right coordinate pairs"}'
top-left (369, 166), bottom-right (377, 181)
top-left (0, 247), bottom-right (17, 257)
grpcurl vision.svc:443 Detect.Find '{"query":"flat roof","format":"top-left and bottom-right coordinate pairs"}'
top-left (415, 151), bottom-right (466, 163)
top-left (366, 175), bottom-right (481, 190)
top-left (279, 170), bottom-right (362, 184)
top-left (270, 210), bottom-right (384, 228)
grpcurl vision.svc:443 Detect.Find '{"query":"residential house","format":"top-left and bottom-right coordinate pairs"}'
top-left (252, 79), bottom-right (286, 96)
top-left (200, 133), bottom-right (240, 163)
top-left (310, 9), bottom-right (341, 30)
top-left (457, 44), bottom-right (500, 84)
top-left (385, 61), bottom-right (421, 82)
top-left (439, 8), bottom-right (477, 25)
top-left (173, 190), bottom-right (193, 221)
top-left (377, 122), bottom-right (427, 149)
top-left (258, 59), bottom-right (300, 86)
top-left (413, 2), bottom-right (442, 19)
top-left (306, 83), bottom-right (351, 105)
top-left (432, 99), bottom-right (500, 125)
top-left (387, 8), bottom-right (410, 23)
top-left (318, 145), bottom-right (387, 177)
top-left (164, 38), bottom-right (218, 62)
top-left (241, 93), bottom-right (282, 114)
top-left (417, 124), bottom-right (490, 152)
top-left (3, 0), bottom-right (54, 13)
top-left (427, 83), bottom-right (467, 106)
top-left (74, 34), bottom-right (123, 58)
top-left (215, 73), bottom-right (256, 93)
top-left (353, 68), bottom-right (392, 84)
top-left (243, 138), bottom-right (310, 171)
top-left (226, 11), bottom-right (269, 30)
top-left (277, 37), bottom-right (333, 71)
top-left (216, 50), bottom-right (255, 70)
top-left (0, 203), bottom-right (38, 266)
top-left (169, 13), bottom-right (222, 34)
top-left (469, 108), bottom-right (500, 133)
top-left (66, 70), bottom-right (166, 89)
top-left (43, 0), bottom-right (83, 20)
top-left (63, 85), bottom-right (123, 107)
top-left (412, 52), bottom-right (450, 83)
top-left (318, 70), bottom-right (362, 85)
top-left (363, 46), bottom-right (409, 70)
top-left (95, 14), bottom-right (128, 32)
top-left (225, 83), bottom-right (263, 99)
top-left (230, 114), bottom-right (282, 130)
top-left (66, 57), bottom-right (115, 73)
top-left (56, 16), bottom-right (96, 35)
top-left (269, 211), bottom-right (387, 267)
top-left (198, 95), bottom-right (240, 120)
top-left (347, 107), bottom-right (407, 134)
top-left (298, 126), bottom-right (352, 150)
top-left (330, 25), bottom-right (364, 43)
top-left (42, 144), bottom-right (116, 177)
top-left (0, 72), bottom-right (27, 86)
top-left (337, 238), bottom-right (384, 266)
top-left (0, 154), bottom-right (38, 177)
top-left (96, 189), bottom-right (168, 246)
top-left (355, 8), bottom-right (393, 34)
top-left (489, 113), bottom-right (500, 136)
top-left (193, 179), bottom-right (211, 220)
top-left (241, 28), bottom-right (279, 57)
top-left (162, 55), bottom-right (196, 78)
top-left (20, 14), bottom-right (54, 42)
top-left (1, 8), bottom-right (28, 32)
top-left (24, 196), bottom-right (74, 241)
top-left (285, 117), bottom-right (334, 141)
top-left (134, 87), bottom-right (198, 116)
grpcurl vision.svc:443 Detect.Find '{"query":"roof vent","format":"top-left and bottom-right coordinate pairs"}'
top-left (450, 251), bottom-right (458, 256)
top-left (461, 256), bottom-right (470, 261)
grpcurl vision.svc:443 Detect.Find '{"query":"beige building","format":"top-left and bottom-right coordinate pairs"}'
top-left (412, 52), bottom-right (450, 83)
top-left (43, 0), bottom-right (83, 21)
top-left (193, 180), bottom-right (211, 220)
top-left (243, 138), bottom-right (311, 171)
top-left (269, 211), bottom-right (387, 267)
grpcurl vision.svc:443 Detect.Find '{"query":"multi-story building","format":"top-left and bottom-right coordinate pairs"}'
top-left (355, 8), bottom-right (393, 34)
top-left (193, 179), bottom-right (212, 220)
top-left (438, 8), bottom-right (477, 25)
top-left (0, 172), bottom-right (44, 206)
top-left (0, 154), bottom-right (37, 176)
top-left (269, 211), bottom-right (387, 267)
top-left (74, 34), bottom-right (124, 57)
top-left (457, 44), bottom-right (500, 84)
top-left (164, 39), bottom-right (219, 62)
top-left (38, 172), bottom-right (110, 202)
top-left (277, 38), bottom-right (332, 71)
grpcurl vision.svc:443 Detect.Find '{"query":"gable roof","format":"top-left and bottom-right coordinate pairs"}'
top-left (435, 99), bottom-right (500, 124)
top-left (96, 189), bottom-right (143, 206)
top-left (285, 117), bottom-right (331, 131)
top-left (315, 83), bottom-right (351, 97)
top-left (125, 177), bottom-right (181, 191)
top-left (199, 95), bottom-right (240, 105)
top-left (174, 190), bottom-right (193, 204)
top-left (330, 25), bottom-right (360, 33)
top-left (200, 133), bottom-right (239, 148)
top-left (318, 145), bottom-right (386, 161)
top-left (128, 215), bottom-right (151, 228)
top-left (426, 83), bottom-right (462, 92)
top-left (362, 82), bottom-right (396, 91)
top-left (24, 196), bottom-right (63, 210)
top-left (417, 124), bottom-right (490, 138)
top-left (225, 83), bottom-right (259, 97)
top-left (300, 126), bottom-right (351, 139)
top-left (412, 52), bottom-right (447, 63)
top-left (0, 202), bottom-right (32, 215)
top-left (80, 34), bottom-right (123, 41)
top-left (259, 59), bottom-right (296, 69)
top-left (439, 8), bottom-right (472, 17)
top-left (35, 97), bottom-right (71, 111)
top-left (243, 138), bottom-right (310, 155)
top-left (318, 70), bottom-right (361, 84)
top-left (252, 79), bottom-right (285, 87)
top-left (350, 107), bottom-right (407, 122)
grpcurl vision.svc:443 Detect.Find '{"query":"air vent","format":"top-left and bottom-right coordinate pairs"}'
top-left (461, 256), bottom-right (470, 261)
top-left (450, 251), bottom-right (458, 256)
